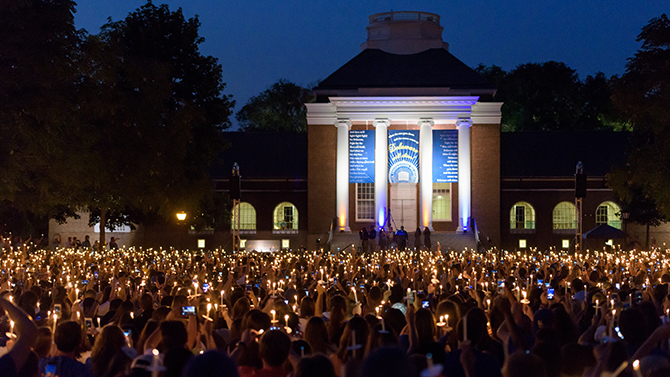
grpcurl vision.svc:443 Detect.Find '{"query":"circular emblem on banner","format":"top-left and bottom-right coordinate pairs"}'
top-left (389, 161), bottom-right (418, 183)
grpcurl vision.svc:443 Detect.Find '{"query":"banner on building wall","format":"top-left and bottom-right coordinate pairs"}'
top-left (433, 130), bottom-right (459, 182)
top-left (388, 130), bottom-right (419, 183)
top-left (349, 129), bottom-right (375, 183)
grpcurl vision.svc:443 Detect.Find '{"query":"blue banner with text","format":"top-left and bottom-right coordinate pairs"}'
top-left (433, 130), bottom-right (458, 182)
top-left (349, 130), bottom-right (375, 183)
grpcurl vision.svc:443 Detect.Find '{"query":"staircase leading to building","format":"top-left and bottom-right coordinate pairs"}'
top-left (329, 231), bottom-right (478, 253)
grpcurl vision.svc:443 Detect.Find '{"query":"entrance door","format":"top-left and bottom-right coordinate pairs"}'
top-left (390, 183), bottom-right (417, 231)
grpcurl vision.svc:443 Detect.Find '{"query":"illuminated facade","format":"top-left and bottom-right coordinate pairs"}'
top-left (306, 11), bottom-right (503, 247)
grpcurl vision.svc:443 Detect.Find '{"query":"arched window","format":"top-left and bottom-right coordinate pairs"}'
top-left (553, 202), bottom-right (576, 230)
top-left (274, 202), bottom-right (298, 231)
top-left (510, 202), bottom-right (535, 230)
top-left (231, 202), bottom-right (256, 232)
top-left (596, 201), bottom-right (621, 229)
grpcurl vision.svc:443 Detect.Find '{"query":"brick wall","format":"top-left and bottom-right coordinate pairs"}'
top-left (307, 124), bottom-right (337, 246)
top-left (470, 124), bottom-right (501, 244)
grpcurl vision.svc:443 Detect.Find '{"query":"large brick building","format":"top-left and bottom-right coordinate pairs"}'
top-left (51, 11), bottom-right (654, 252)
top-left (305, 11), bottom-right (503, 249)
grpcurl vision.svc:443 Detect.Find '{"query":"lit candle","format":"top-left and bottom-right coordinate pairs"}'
top-left (633, 360), bottom-right (643, 377)
top-left (220, 291), bottom-right (224, 306)
top-left (151, 349), bottom-right (160, 377)
top-left (271, 309), bottom-right (276, 323)
top-left (352, 287), bottom-right (358, 303)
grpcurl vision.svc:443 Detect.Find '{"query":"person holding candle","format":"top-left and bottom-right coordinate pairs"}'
top-left (330, 317), bottom-right (368, 376)
top-left (0, 297), bottom-right (38, 375)
top-left (238, 329), bottom-right (291, 377)
top-left (38, 321), bottom-right (91, 377)
top-left (90, 325), bottom-right (132, 377)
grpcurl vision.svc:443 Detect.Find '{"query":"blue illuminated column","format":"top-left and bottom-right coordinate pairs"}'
top-left (418, 119), bottom-right (434, 230)
top-left (456, 118), bottom-right (472, 231)
top-left (336, 119), bottom-right (351, 231)
top-left (373, 119), bottom-right (389, 228)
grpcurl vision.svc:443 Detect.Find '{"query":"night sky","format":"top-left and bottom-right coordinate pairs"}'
top-left (74, 1), bottom-right (668, 129)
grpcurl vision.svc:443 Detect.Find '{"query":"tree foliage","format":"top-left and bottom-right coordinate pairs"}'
top-left (236, 79), bottom-right (314, 133)
top-left (476, 62), bottom-right (627, 132)
top-left (0, 0), bottom-right (86, 236)
top-left (609, 14), bottom-right (670, 225)
top-left (77, 2), bottom-right (234, 245)
top-left (0, 1), bottom-right (235, 241)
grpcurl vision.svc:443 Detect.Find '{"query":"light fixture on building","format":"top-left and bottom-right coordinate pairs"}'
top-left (197, 239), bottom-right (205, 248)
top-left (519, 239), bottom-right (527, 248)
top-left (562, 239), bottom-right (570, 249)
top-left (176, 212), bottom-right (187, 221)
top-left (282, 239), bottom-right (290, 249)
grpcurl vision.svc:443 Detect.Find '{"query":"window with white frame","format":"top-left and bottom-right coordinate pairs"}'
top-left (510, 202), bottom-right (535, 230)
top-left (596, 201), bottom-right (621, 229)
top-left (432, 183), bottom-right (451, 221)
top-left (231, 202), bottom-right (256, 231)
top-left (553, 202), bottom-right (576, 230)
top-left (273, 202), bottom-right (298, 230)
top-left (356, 183), bottom-right (375, 221)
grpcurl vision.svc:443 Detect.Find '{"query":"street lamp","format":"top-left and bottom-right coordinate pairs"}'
top-left (176, 212), bottom-right (187, 250)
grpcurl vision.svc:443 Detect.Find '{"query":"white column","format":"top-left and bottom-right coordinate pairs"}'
top-left (336, 119), bottom-right (351, 231)
top-left (419, 119), bottom-right (434, 231)
top-left (373, 119), bottom-right (389, 228)
top-left (456, 118), bottom-right (472, 231)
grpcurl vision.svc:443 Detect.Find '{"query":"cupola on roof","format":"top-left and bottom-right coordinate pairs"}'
top-left (360, 11), bottom-right (449, 55)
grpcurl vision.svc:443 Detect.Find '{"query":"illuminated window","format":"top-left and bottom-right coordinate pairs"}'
top-left (510, 202), bottom-right (535, 230)
top-left (432, 183), bottom-right (451, 221)
top-left (231, 202), bottom-right (256, 232)
top-left (274, 202), bottom-right (298, 231)
top-left (553, 202), bottom-right (576, 230)
top-left (596, 201), bottom-right (621, 229)
top-left (356, 183), bottom-right (375, 221)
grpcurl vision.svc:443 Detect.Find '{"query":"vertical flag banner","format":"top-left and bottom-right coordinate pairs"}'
top-left (432, 130), bottom-right (458, 182)
top-left (349, 130), bottom-right (375, 183)
top-left (388, 130), bottom-right (420, 183)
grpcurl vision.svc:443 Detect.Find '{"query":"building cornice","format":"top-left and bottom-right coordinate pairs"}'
top-left (471, 102), bottom-right (503, 124)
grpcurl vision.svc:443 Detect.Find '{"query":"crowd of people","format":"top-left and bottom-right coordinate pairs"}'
top-left (0, 244), bottom-right (670, 377)
top-left (359, 225), bottom-right (431, 252)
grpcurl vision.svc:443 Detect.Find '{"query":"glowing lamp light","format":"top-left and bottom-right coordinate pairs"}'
top-left (378, 210), bottom-right (386, 227)
top-left (176, 212), bottom-right (187, 221)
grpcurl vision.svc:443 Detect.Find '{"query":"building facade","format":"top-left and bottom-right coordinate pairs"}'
top-left (306, 11), bottom-right (503, 248)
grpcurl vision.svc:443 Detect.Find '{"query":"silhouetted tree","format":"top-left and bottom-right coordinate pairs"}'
top-left (237, 79), bottom-right (314, 133)
top-left (609, 14), bottom-right (670, 241)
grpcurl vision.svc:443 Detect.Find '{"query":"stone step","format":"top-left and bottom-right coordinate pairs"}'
top-left (329, 231), bottom-right (478, 252)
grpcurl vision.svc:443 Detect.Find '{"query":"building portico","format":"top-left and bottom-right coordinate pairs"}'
top-left (306, 11), bottom-right (502, 249)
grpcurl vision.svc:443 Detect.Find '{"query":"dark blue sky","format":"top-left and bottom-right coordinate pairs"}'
top-left (74, 1), bottom-right (668, 128)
